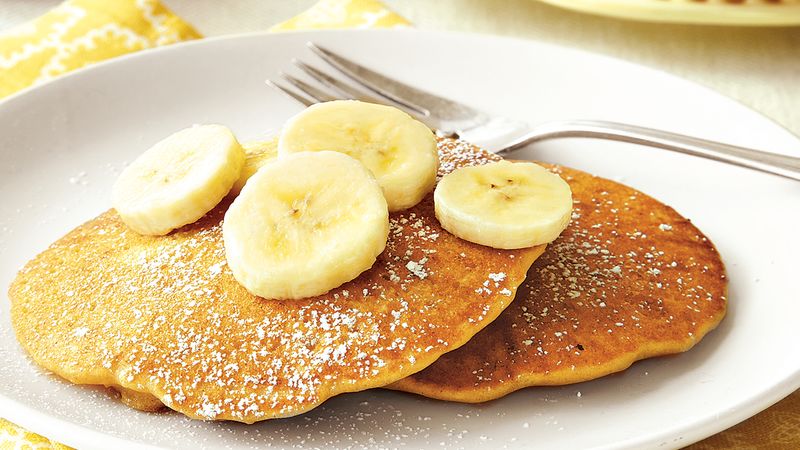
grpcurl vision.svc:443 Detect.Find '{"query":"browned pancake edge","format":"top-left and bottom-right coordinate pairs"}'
top-left (390, 162), bottom-right (727, 402)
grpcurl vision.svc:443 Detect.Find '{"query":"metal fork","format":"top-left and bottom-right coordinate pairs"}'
top-left (267, 43), bottom-right (800, 182)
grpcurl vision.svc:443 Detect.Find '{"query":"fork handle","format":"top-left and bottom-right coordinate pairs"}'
top-left (497, 120), bottom-right (800, 182)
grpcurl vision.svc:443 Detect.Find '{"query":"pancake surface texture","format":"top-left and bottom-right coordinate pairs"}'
top-left (9, 139), bottom-right (544, 423)
top-left (391, 161), bottom-right (727, 402)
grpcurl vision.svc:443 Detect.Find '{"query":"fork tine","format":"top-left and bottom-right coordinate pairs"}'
top-left (307, 42), bottom-right (429, 116)
top-left (265, 80), bottom-right (316, 107)
top-left (292, 59), bottom-right (380, 104)
top-left (293, 58), bottom-right (435, 124)
top-left (279, 72), bottom-right (337, 102)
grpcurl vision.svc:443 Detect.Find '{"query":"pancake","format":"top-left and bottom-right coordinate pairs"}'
top-left (390, 162), bottom-right (727, 402)
top-left (8, 139), bottom-right (544, 423)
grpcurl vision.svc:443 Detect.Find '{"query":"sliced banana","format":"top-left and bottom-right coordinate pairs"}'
top-left (434, 160), bottom-right (572, 249)
top-left (223, 151), bottom-right (389, 300)
top-left (112, 124), bottom-right (244, 236)
top-left (230, 137), bottom-right (279, 195)
top-left (278, 100), bottom-right (438, 212)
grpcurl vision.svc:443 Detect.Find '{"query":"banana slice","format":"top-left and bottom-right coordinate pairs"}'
top-left (112, 124), bottom-right (244, 236)
top-left (434, 160), bottom-right (572, 249)
top-left (223, 151), bottom-right (389, 300)
top-left (230, 137), bottom-right (279, 195)
top-left (278, 100), bottom-right (438, 212)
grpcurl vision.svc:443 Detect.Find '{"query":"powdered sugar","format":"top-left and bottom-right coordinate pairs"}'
top-left (12, 138), bottom-right (534, 422)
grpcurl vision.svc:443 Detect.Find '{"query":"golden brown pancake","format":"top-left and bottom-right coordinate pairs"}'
top-left (391, 162), bottom-right (727, 402)
top-left (8, 139), bottom-right (544, 423)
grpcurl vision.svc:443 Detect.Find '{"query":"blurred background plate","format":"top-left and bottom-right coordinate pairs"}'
top-left (537, 0), bottom-right (800, 25)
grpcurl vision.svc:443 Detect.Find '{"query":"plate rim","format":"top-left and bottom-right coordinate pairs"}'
top-left (2, 28), bottom-right (798, 148)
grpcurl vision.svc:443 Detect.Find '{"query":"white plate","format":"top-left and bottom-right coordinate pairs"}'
top-left (1, 30), bottom-right (799, 450)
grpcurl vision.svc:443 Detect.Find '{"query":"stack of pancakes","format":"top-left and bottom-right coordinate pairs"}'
top-left (8, 138), bottom-right (727, 423)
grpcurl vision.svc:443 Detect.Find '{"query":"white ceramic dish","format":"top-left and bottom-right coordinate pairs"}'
top-left (1, 30), bottom-right (798, 450)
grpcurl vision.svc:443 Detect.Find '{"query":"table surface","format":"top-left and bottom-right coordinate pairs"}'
top-left (1, 1), bottom-right (798, 448)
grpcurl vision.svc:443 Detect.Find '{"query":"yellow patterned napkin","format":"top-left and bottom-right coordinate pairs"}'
top-left (270, 0), bottom-right (410, 31)
top-left (0, 418), bottom-right (72, 450)
top-left (0, 0), bottom-right (406, 448)
top-left (0, 0), bottom-right (409, 100)
top-left (0, 0), bottom-right (200, 99)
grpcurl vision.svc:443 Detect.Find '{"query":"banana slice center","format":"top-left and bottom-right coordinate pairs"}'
top-left (434, 160), bottom-right (573, 249)
top-left (223, 151), bottom-right (389, 300)
top-left (112, 124), bottom-right (244, 236)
